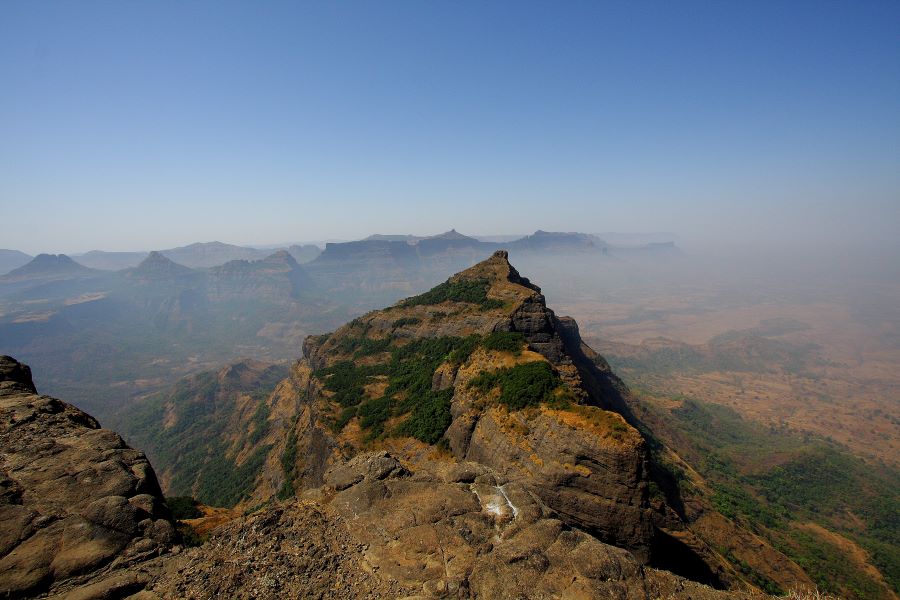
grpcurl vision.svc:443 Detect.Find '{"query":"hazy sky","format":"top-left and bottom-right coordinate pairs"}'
top-left (1, 1), bottom-right (898, 254)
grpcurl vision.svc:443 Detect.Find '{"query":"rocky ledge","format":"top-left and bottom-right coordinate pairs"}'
top-left (144, 452), bottom-right (763, 600)
top-left (0, 356), bottom-right (176, 599)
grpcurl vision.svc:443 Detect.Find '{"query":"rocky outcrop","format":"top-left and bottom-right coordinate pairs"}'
top-left (459, 405), bottom-right (653, 559)
top-left (296, 251), bottom-right (658, 559)
top-left (0, 356), bottom-right (176, 598)
top-left (144, 452), bottom-right (760, 600)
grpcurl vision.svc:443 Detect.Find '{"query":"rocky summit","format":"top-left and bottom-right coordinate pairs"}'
top-left (279, 250), bottom-right (654, 556)
top-left (0, 252), bottom-right (776, 598)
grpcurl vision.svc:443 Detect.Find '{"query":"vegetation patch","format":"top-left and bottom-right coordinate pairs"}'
top-left (392, 316), bottom-right (421, 327)
top-left (358, 396), bottom-right (394, 437)
top-left (247, 399), bottom-right (270, 444)
top-left (481, 331), bottom-right (526, 355)
top-left (196, 442), bottom-right (272, 507)
top-left (316, 360), bottom-right (388, 407)
top-left (394, 389), bottom-right (454, 444)
top-left (317, 335), bottom-right (482, 443)
top-left (718, 547), bottom-right (783, 595)
top-left (176, 522), bottom-right (204, 547)
top-left (123, 365), bottom-right (286, 505)
top-left (468, 361), bottom-right (562, 410)
top-left (777, 528), bottom-right (891, 599)
top-left (277, 418), bottom-right (299, 500)
top-left (165, 496), bottom-right (202, 520)
top-left (636, 394), bottom-right (900, 597)
top-left (400, 277), bottom-right (503, 310)
top-left (335, 335), bottom-right (393, 358)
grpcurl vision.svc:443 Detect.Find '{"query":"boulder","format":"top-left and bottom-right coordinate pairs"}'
top-left (0, 356), bottom-right (175, 598)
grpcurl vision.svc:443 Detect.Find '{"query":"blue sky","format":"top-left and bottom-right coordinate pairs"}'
top-left (1, 1), bottom-right (898, 253)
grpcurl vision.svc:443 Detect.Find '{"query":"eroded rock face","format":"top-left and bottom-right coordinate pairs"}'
top-left (145, 452), bottom-right (759, 600)
top-left (0, 356), bottom-right (175, 598)
top-left (460, 406), bottom-right (653, 559)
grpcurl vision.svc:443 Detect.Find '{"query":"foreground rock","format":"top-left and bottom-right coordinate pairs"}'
top-left (0, 356), bottom-right (176, 599)
top-left (146, 452), bottom-right (762, 600)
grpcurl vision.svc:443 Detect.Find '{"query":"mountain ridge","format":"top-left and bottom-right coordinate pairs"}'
top-left (121, 250), bottom-right (810, 594)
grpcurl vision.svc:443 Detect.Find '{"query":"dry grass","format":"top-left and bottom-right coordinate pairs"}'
top-left (781, 587), bottom-right (842, 600)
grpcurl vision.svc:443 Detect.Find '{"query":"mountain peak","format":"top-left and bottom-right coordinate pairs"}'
top-left (129, 251), bottom-right (192, 278)
top-left (295, 252), bottom-right (653, 558)
top-left (1, 253), bottom-right (95, 281)
top-left (427, 228), bottom-right (471, 241)
top-left (453, 249), bottom-right (540, 293)
top-left (263, 249), bottom-right (299, 266)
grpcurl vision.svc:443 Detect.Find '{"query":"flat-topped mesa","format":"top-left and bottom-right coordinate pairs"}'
top-left (206, 250), bottom-right (313, 302)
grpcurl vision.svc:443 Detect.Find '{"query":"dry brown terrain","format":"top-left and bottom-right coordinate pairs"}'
top-left (552, 281), bottom-right (900, 466)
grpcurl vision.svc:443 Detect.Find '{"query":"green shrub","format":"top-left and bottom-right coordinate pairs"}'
top-left (395, 389), bottom-right (454, 444)
top-left (176, 522), bottom-right (204, 547)
top-left (392, 317), bottom-right (421, 327)
top-left (335, 335), bottom-right (393, 358)
top-left (482, 331), bottom-right (526, 355)
top-left (358, 396), bottom-right (394, 438)
top-left (401, 278), bottom-right (503, 310)
top-left (469, 361), bottom-right (561, 410)
top-left (166, 496), bottom-right (202, 520)
top-left (315, 361), bottom-right (387, 407)
top-left (247, 399), bottom-right (270, 444)
top-left (331, 405), bottom-right (358, 433)
top-left (323, 336), bottom-right (480, 443)
top-left (196, 443), bottom-right (272, 507)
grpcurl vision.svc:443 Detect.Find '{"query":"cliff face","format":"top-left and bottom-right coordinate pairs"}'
top-left (0, 356), bottom-right (176, 598)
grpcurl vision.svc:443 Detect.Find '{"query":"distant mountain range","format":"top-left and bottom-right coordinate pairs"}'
top-left (2, 230), bottom-right (679, 276)
top-left (70, 241), bottom-right (324, 271)
top-left (305, 230), bottom-right (680, 306)
top-left (0, 249), bottom-right (35, 275)
top-left (0, 230), bottom-right (680, 418)
top-left (0, 248), bottom-right (346, 417)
